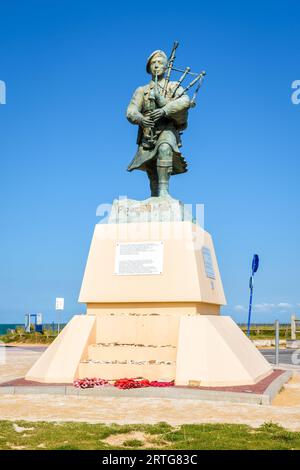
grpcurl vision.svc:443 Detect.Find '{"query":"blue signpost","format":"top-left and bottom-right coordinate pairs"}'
top-left (247, 254), bottom-right (259, 337)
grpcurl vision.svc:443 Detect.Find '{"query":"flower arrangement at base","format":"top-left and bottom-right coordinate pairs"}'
top-left (73, 378), bottom-right (108, 389)
top-left (114, 378), bottom-right (150, 389)
top-left (73, 377), bottom-right (175, 389)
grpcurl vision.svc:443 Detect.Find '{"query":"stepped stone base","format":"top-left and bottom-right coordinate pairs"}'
top-left (88, 344), bottom-right (177, 362)
top-left (78, 363), bottom-right (176, 382)
top-left (25, 315), bottom-right (96, 383)
top-left (25, 313), bottom-right (272, 386)
top-left (176, 316), bottom-right (272, 386)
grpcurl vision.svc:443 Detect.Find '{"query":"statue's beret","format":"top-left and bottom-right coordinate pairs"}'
top-left (146, 50), bottom-right (168, 74)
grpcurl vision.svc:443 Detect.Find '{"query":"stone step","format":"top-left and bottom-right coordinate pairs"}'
top-left (78, 361), bottom-right (175, 381)
top-left (88, 344), bottom-right (177, 362)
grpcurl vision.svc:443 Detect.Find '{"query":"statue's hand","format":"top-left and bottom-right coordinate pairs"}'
top-left (140, 116), bottom-right (155, 128)
top-left (150, 108), bottom-right (166, 122)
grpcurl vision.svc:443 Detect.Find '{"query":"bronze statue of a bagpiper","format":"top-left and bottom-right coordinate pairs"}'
top-left (127, 42), bottom-right (205, 198)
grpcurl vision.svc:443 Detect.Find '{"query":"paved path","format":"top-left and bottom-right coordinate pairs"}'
top-left (261, 349), bottom-right (300, 366)
top-left (0, 345), bottom-right (44, 384)
top-left (0, 392), bottom-right (299, 430)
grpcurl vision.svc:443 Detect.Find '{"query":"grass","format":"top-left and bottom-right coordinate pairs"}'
top-left (0, 328), bottom-right (64, 344)
top-left (0, 333), bottom-right (55, 344)
top-left (0, 421), bottom-right (299, 450)
top-left (123, 439), bottom-right (144, 447)
top-left (0, 324), bottom-right (67, 344)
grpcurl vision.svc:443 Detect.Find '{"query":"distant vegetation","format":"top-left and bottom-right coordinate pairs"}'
top-left (0, 325), bottom-right (64, 344)
top-left (0, 324), bottom-right (298, 345)
top-left (239, 324), bottom-right (299, 340)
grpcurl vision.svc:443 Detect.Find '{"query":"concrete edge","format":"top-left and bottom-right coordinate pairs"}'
top-left (0, 385), bottom-right (269, 404)
top-left (263, 370), bottom-right (293, 404)
top-left (274, 364), bottom-right (300, 371)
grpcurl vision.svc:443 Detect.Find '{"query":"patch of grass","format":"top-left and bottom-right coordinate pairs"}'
top-left (0, 332), bottom-right (55, 344)
top-left (0, 325), bottom-right (67, 344)
top-left (0, 420), bottom-right (299, 450)
top-left (123, 439), bottom-right (143, 448)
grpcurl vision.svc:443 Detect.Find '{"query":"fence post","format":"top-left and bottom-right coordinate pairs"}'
top-left (275, 320), bottom-right (280, 366)
top-left (291, 314), bottom-right (296, 341)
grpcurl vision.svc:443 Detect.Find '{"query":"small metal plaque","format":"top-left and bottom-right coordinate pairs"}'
top-left (115, 242), bottom-right (164, 275)
top-left (202, 246), bottom-right (216, 279)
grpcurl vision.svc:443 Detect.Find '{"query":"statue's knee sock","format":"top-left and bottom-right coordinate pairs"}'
top-left (157, 145), bottom-right (173, 197)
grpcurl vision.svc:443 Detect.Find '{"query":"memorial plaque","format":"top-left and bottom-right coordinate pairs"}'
top-left (202, 246), bottom-right (216, 279)
top-left (115, 242), bottom-right (164, 275)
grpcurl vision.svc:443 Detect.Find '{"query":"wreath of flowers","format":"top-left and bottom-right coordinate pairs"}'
top-left (73, 377), bottom-right (174, 389)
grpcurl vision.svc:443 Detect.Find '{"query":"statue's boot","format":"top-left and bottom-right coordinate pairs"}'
top-left (147, 168), bottom-right (159, 197)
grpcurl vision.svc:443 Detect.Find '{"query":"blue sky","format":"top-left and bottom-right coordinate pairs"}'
top-left (0, 0), bottom-right (299, 325)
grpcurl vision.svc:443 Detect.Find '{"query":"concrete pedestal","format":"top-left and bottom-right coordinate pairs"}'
top-left (26, 219), bottom-right (272, 385)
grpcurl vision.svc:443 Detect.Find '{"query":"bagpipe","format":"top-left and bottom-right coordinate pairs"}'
top-left (162, 41), bottom-right (206, 108)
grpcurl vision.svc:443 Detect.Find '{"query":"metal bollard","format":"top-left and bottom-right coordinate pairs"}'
top-left (291, 314), bottom-right (296, 341)
top-left (275, 320), bottom-right (279, 365)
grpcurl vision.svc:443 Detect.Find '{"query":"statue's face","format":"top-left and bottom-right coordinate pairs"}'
top-left (149, 54), bottom-right (167, 77)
